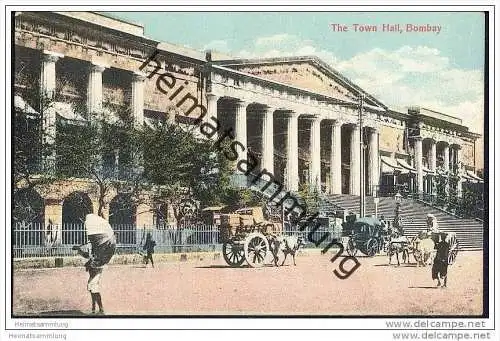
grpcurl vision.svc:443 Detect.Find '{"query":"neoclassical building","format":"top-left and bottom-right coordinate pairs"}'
top-left (13, 11), bottom-right (482, 228)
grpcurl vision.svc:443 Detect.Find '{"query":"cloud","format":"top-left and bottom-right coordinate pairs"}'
top-left (336, 45), bottom-right (483, 134)
top-left (255, 33), bottom-right (295, 47)
top-left (206, 34), bottom-right (483, 137)
top-left (203, 40), bottom-right (230, 53)
top-left (236, 34), bottom-right (338, 65)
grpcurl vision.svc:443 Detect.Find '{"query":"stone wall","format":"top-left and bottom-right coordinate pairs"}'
top-left (461, 141), bottom-right (475, 168)
top-left (379, 124), bottom-right (405, 153)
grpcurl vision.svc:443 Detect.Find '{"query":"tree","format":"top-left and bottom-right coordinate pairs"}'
top-left (447, 163), bottom-right (461, 214)
top-left (13, 85), bottom-right (59, 223)
top-left (434, 166), bottom-right (449, 208)
top-left (297, 182), bottom-right (321, 213)
top-left (55, 102), bottom-right (145, 218)
top-left (141, 121), bottom-right (236, 224)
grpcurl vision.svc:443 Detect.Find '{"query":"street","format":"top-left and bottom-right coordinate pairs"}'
top-left (13, 251), bottom-right (483, 316)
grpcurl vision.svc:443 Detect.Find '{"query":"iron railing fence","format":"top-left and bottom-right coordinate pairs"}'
top-left (12, 223), bottom-right (220, 259)
top-left (12, 222), bottom-right (343, 259)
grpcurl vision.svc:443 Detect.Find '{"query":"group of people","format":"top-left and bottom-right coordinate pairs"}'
top-left (380, 213), bottom-right (440, 238)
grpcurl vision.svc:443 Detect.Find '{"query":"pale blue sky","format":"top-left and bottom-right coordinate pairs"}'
top-left (108, 11), bottom-right (486, 133)
top-left (109, 12), bottom-right (484, 69)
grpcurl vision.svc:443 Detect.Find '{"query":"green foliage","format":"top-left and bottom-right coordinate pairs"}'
top-left (461, 185), bottom-right (476, 217)
top-left (434, 166), bottom-right (449, 206)
top-left (13, 90), bottom-right (60, 222)
top-left (56, 104), bottom-right (141, 180)
top-left (297, 182), bottom-right (320, 212)
top-left (140, 121), bottom-right (238, 220)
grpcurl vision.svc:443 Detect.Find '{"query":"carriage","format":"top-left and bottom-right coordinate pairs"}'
top-left (219, 207), bottom-right (283, 267)
top-left (345, 217), bottom-right (389, 257)
top-left (411, 231), bottom-right (459, 265)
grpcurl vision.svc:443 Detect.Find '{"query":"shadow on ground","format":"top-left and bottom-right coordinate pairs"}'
top-left (16, 310), bottom-right (89, 317)
top-left (374, 263), bottom-right (418, 267)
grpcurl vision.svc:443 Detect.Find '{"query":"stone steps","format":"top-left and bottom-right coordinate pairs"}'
top-left (321, 195), bottom-right (484, 250)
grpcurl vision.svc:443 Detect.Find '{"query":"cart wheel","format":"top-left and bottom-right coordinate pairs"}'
top-left (448, 240), bottom-right (459, 265)
top-left (366, 238), bottom-right (379, 257)
top-left (346, 238), bottom-right (358, 257)
top-left (222, 242), bottom-right (245, 267)
top-left (412, 249), bottom-right (422, 264)
top-left (244, 233), bottom-right (269, 268)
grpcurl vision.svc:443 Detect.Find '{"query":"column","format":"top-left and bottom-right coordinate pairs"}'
top-left (443, 144), bottom-right (450, 172)
top-left (40, 50), bottom-right (63, 172)
top-left (261, 107), bottom-right (274, 173)
top-left (429, 140), bottom-right (437, 194)
top-left (285, 112), bottom-right (299, 191)
top-left (87, 63), bottom-right (106, 115)
top-left (329, 121), bottom-right (342, 195)
top-left (450, 147), bottom-right (456, 170)
top-left (350, 124), bottom-right (360, 196)
top-left (367, 127), bottom-right (379, 196)
top-left (205, 93), bottom-right (219, 139)
top-left (414, 137), bottom-right (423, 193)
top-left (443, 143), bottom-right (450, 195)
top-left (235, 100), bottom-right (248, 172)
top-left (131, 72), bottom-right (146, 126)
top-left (309, 116), bottom-right (322, 192)
top-left (456, 147), bottom-right (462, 197)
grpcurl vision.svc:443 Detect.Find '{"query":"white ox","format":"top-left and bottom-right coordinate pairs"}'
top-left (412, 237), bottom-right (436, 266)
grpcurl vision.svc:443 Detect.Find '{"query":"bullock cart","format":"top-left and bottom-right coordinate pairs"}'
top-left (219, 207), bottom-right (282, 268)
top-left (411, 231), bottom-right (459, 265)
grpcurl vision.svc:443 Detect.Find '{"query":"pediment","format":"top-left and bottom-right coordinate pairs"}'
top-left (219, 57), bottom-right (385, 109)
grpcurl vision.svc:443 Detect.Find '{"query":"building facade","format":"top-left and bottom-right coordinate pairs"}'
top-left (13, 12), bottom-right (482, 229)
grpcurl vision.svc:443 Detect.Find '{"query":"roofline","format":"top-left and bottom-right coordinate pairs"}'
top-left (420, 107), bottom-right (463, 124)
top-left (92, 12), bottom-right (144, 30)
top-left (157, 42), bottom-right (205, 64)
top-left (43, 12), bottom-right (158, 46)
top-left (212, 64), bottom-right (386, 112)
top-left (214, 55), bottom-right (387, 110)
top-left (409, 108), bottom-right (481, 139)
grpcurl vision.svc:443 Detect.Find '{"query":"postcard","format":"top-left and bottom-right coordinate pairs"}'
top-left (3, 3), bottom-right (496, 340)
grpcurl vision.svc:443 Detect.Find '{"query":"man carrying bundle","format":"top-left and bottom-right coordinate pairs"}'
top-left (73, 214), bottom-right (116, 315)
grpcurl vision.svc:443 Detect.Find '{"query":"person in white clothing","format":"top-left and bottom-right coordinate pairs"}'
top-left (426, 213), bottom-right (440, 234)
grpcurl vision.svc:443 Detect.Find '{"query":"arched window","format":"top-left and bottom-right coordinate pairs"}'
top-left (62, 192), bottom-right (93, 244)
top-left (109, 194), bottom-right (136, 245)
top-left (13, 188), bottom-right (45, 248)
top-left (153, 202), bottom-right (168, 229)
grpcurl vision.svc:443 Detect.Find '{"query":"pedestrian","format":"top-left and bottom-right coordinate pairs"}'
top-left (73, 241), bottom-right (107, 314)
top-left (74, 214), bottom-right (116, 315)
top-left (426, 213), bottom-right (440, 234)
top-left (86, 258), bottom-right (105, 314)
top-left (143, 232), bottom-right (156, 268)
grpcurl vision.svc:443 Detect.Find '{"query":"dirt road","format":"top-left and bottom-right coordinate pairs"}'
top-left (13, 251), bottom-right (483, 316)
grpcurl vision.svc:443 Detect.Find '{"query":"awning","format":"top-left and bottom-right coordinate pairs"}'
top-left (14, 95), bottom-right (39, 117)
top-left (144, 116), bottom-right (157, 129)
top-left (381, 156), bottom-right (402, 173)
top-left (422, 166), bottom-right (435, 175)
top-left (467, 170), bottom-right (483, 182)
top-left (462, 173), bottom-right (475, 181)
top-left (202, 206), bottom-right (225, 212)
top-left (397, 159), bottom-right (416, 174)
top-left (55, 102), bottom-right (86, 122)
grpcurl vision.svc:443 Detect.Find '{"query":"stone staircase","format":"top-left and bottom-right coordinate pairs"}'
top-left (322, 194), bottom-right (484, 251)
